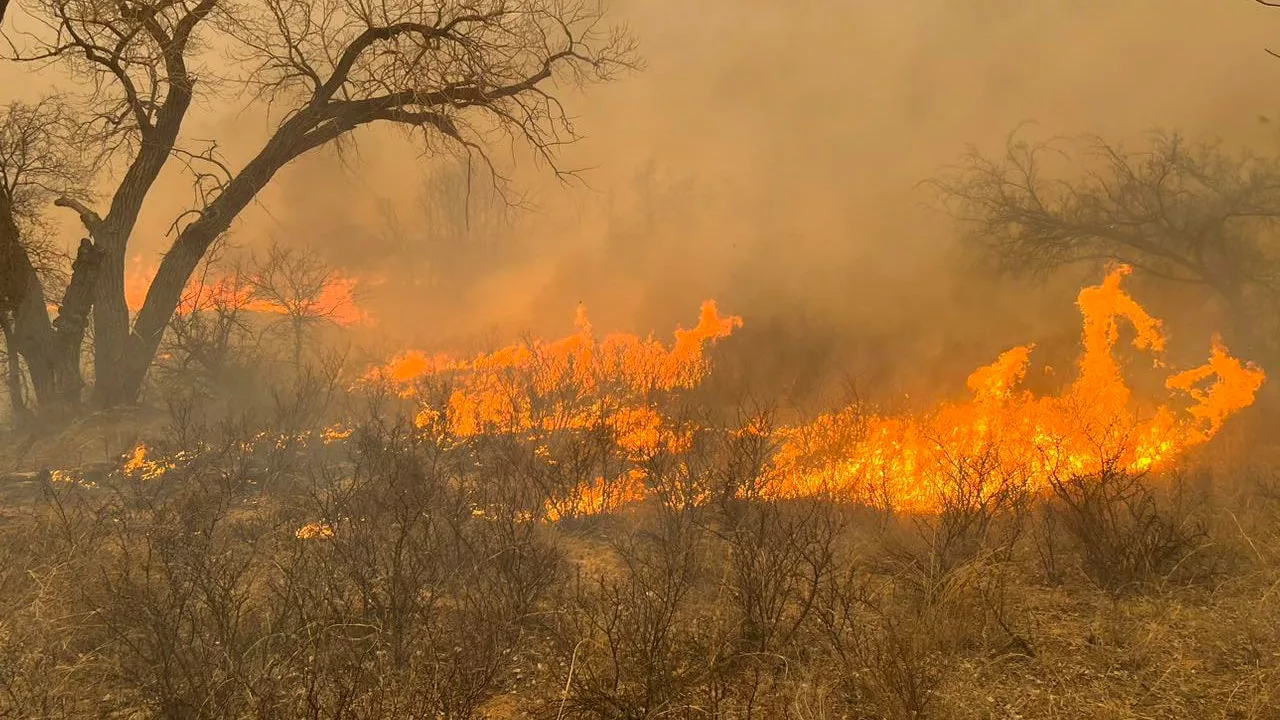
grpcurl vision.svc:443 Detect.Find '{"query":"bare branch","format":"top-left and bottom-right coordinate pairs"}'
top-left (53, 196), bottom-right (105, 237)
top-left (932, 126), bottom-right (1280, 352)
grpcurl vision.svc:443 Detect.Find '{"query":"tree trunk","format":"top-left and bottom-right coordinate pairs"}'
top-left (0, 318), bottom-right (31, 425)
top-left (91, 236), bottom-right (131, 406)
top-left (84, 76), bottom-right (201, 407)
top-left (293, 315), bottom-right (303, 370)
top-left (15, 240), bottom-right (104, 424)
top-left (0, 192), bottom-right (106, 424)
top-left (107, 122), bottom-right (313, 405)
top-left (110, 230), bottom-right (209, 405)
top-left (52, 239), bottom-right (107, 401)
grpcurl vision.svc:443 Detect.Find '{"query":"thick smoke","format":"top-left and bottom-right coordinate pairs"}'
top-left (2, 0), bottom-right (1278, 402)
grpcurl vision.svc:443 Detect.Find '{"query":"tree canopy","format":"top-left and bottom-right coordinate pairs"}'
top-left (0, 0), bottom-right (637, 419)
top-left (933, 130), bottom-right (1280, 352)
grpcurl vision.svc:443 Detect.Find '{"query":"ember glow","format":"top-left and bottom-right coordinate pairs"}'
top-left (762, 266), bottom-right (1266, 512)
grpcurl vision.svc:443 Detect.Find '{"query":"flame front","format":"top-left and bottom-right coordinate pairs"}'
top-left (355, 269), bottom-right (1265, 519)
top-left (359, 301), bottom-right (742, 519)
top-left (364, 300), bottom-right (742, 442)
top-left (763, 266), bottom-right (1266, 512)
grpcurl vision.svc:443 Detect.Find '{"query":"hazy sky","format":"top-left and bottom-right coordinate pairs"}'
top-left (263, 0), bottom-right (1280, 339)
top-left (3, 0), bottom-right (1279, 394)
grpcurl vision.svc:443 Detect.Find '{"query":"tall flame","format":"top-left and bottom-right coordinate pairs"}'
top-left (763, 266), bottom-right (1266, 512)
top-left (351, 267), bottom-right (1265, 521)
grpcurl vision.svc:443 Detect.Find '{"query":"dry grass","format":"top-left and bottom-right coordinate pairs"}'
top-left (0, 399), bottom-right (1276, 719)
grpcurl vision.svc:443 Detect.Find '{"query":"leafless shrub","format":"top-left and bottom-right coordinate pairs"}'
top-left (0, 398), bottom-right (576, 718)
top-left (154, 257), bottom-right (262, 400)
top-left (710, 405), bottom-right (780, 504)
top-left (1044, 463), bottom-right (1211, 596)
top-left (887, 445), bottom-right (1030, 581)
top-left (245, 243), bottom-right (360, 371)
top-left (550, 499), bottom-right (712, 719)
top-left (713, 497), bottom-right (843, 716)
top-left (272, 420), bottom-right (565, 718)
top-left (815, 554), bottom-right (940, 720)
top-left (862, 446), bottom-right (1035, 666)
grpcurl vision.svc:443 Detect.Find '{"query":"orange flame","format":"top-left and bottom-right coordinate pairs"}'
top-left (363, 300), bottom-right (742, 444)
top-left (350, 268), bottom-right (1265, 521)
top-left (763, 266), bottom-right (1266, 512)
top-left (121, 443), bottom-right (180, 481)
top-left (295, 522), bottom-right (336, 540)
top-left (358, 301), bottom-right (741, 520)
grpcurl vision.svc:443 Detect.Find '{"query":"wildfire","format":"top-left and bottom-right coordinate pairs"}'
top-left (356, 301), bottom-right (742, 518)
top-left (109, 267), bottom-right (1264, 523)
top-left (121, 443), bottom-right (180, 481)
top-left (363, 300), bottom-right (742, 447)
top-left (762, 266), bottom-right (1266, 512)
top-left (545, 470), bottom-right (650, 523)
top-left (354, 268), bottom-right (1265, 519)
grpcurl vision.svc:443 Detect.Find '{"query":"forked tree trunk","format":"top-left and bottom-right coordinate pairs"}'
top-left (107, 231), bottom-right (209, 406)
top-left (16, 241), bottom-right (104, 423)
top-left (80, 42), bottom-right (205, 407)
top-left (0, 192), bottom-right (105, 425)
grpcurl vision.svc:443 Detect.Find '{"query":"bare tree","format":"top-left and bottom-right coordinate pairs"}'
top-left (933, 130), bottom-right (1280, 348)
top-left (369, 159), bottom-right (511, 297)
top-left (0, 98), bottom-right (100, 424)
top-left (154, 253), bottom-right (260, 396)
top-left (415, 159), bottom-right (511, 286)
top-left (4, 0), bottom-right (637, 410)
top-left (245, 242), bottom-right (354, 370)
